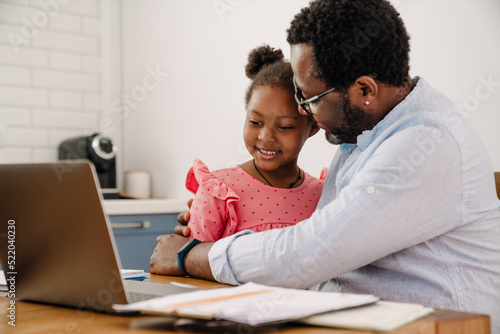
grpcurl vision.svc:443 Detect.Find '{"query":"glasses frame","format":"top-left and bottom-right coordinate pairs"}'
top-left (293, 75), bottom-right (336, 119)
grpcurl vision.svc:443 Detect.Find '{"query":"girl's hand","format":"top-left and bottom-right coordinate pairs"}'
top-left (175, 198), bottom-right (193, 237)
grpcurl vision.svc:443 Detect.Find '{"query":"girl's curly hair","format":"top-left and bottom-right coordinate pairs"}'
top-left (244, 45), bottom-right (295, 107)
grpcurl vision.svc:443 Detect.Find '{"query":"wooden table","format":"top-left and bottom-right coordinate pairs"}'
top-left (0, 274), bottom-right (490, 334)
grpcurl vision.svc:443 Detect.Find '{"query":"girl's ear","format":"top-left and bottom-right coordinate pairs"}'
top-left (308, 121), bottom-right (320, 138)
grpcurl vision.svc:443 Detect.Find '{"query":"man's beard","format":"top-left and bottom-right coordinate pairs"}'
top-left (325, 94), bottom-right (375, 145)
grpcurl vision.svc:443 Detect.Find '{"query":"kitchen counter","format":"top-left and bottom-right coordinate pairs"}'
top-left (103, 198), bottom-right (188, 215)
top-left (102, 198), bottom-right (188, 271)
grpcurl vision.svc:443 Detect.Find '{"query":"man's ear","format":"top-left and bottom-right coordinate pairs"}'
top-left (350, 75), bottom-right (378, 107)
top-left (308, 121), bottom-right (320, 138)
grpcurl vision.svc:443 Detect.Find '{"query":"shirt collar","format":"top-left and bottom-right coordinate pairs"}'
top-left (355, 76), bottom-right (424, 150)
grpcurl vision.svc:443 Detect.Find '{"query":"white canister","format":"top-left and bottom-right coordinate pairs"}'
top-left (123, 170), bottom-right (151, 199)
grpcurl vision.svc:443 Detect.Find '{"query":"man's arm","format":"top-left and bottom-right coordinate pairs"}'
top-left (208, 125), bottom-right (465, 288)
top-left (150, 233), bottom-right (215, 281)
top-left (164, 125), bottom-right (462, 287)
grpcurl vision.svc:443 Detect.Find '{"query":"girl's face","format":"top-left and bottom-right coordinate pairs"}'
top-left (243, 85), bottom-right (319, 172)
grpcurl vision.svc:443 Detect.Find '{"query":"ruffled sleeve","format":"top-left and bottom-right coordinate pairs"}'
top-left (185, 164), bottom-right (200, 194)
top-left (319, 167), bottom-right (328, 180)
top-left (185, 159), bottom-right (240, 242)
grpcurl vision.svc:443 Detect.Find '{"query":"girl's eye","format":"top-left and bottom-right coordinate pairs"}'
top-left (249, 120), bottom-right (262, 126)
top-left (278, 126), bottom-right (294, 130)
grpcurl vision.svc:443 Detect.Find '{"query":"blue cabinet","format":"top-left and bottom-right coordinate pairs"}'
top-left (109, 213), bottom-right (179, 272)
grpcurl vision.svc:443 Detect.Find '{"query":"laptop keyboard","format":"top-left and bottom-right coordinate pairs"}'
top-left (128, 291), bottom-right (162, 303)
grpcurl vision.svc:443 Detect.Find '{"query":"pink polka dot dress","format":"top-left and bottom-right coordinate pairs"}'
top-left (186, 159), bottom-right (327, 242)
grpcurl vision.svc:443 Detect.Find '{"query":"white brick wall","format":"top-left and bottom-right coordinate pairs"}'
top-left (0, 0), bottom-right (101, 163)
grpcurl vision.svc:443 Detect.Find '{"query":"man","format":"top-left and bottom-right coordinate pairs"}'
top-left (150, 0), bottom-right (500, 331)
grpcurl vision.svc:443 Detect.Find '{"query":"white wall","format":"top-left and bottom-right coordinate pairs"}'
top-left (2, 0), bottom-right (499, 201)
top-left (119, 0), bottom-right (500, 200)
top-left (0, 0), bottom-right (103, 163)
top-left (120, 0), bottom-right (335, 200)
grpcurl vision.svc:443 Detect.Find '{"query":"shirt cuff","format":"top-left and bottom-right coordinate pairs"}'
top-left (208, 230), bottom-right (254, 285)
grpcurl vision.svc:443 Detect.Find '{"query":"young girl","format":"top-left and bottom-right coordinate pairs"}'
top-left (186, 45), bottom-right (326, 242)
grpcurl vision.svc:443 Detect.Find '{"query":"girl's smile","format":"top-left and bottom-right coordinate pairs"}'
top-left (257, 147), bottom-right (281, 159)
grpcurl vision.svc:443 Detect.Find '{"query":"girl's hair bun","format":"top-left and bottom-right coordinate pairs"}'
top-left (245, 45), bottom-right (284, 79)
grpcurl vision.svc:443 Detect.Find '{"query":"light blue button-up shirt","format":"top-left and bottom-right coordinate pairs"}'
top-left (209, 77), bottom-right (500, 332)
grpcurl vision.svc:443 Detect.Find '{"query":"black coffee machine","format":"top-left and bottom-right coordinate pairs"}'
top-left (58, 133), bottom-right (119, 199)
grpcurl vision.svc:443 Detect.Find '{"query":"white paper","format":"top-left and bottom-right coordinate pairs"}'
top-left (113, 282), bottom-right (379, 326)
top-left (0, 270), bottom-right (6, 286)
top-left (300, 300), bottom-right (434, 331)
top-left (120, 269), bottom-right (149, 279)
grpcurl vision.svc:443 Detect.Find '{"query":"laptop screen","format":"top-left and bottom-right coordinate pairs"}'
top-left (0, 161), bottom-right (129, 312)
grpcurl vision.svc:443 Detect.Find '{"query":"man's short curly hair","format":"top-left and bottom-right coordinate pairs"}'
top-left (286, 0), bottom-right (410, 90)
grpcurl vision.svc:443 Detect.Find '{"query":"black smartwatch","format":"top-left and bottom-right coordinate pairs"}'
top-left (176, 239), bottom-right (202, 277)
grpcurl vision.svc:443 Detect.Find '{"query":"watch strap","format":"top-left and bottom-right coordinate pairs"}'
top-left (176, 239), bottom-right (202, 277)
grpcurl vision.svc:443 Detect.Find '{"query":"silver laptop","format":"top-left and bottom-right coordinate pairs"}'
top-left (0, 161), bottom-right (194, 313)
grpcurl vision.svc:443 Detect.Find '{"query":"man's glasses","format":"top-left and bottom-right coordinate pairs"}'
top-left (293, 75), bottom-right (336, 118)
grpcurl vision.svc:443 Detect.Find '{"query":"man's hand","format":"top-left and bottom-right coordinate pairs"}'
top-left (150, 234), bottom-right (188, 275)
top-left (175, 198), bottom-right (193, 237)
top-left (150, 233), bottom-right (216, 281)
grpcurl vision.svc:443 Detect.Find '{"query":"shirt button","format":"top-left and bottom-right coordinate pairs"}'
top-left (366, 186), bottom-right (375, 194)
